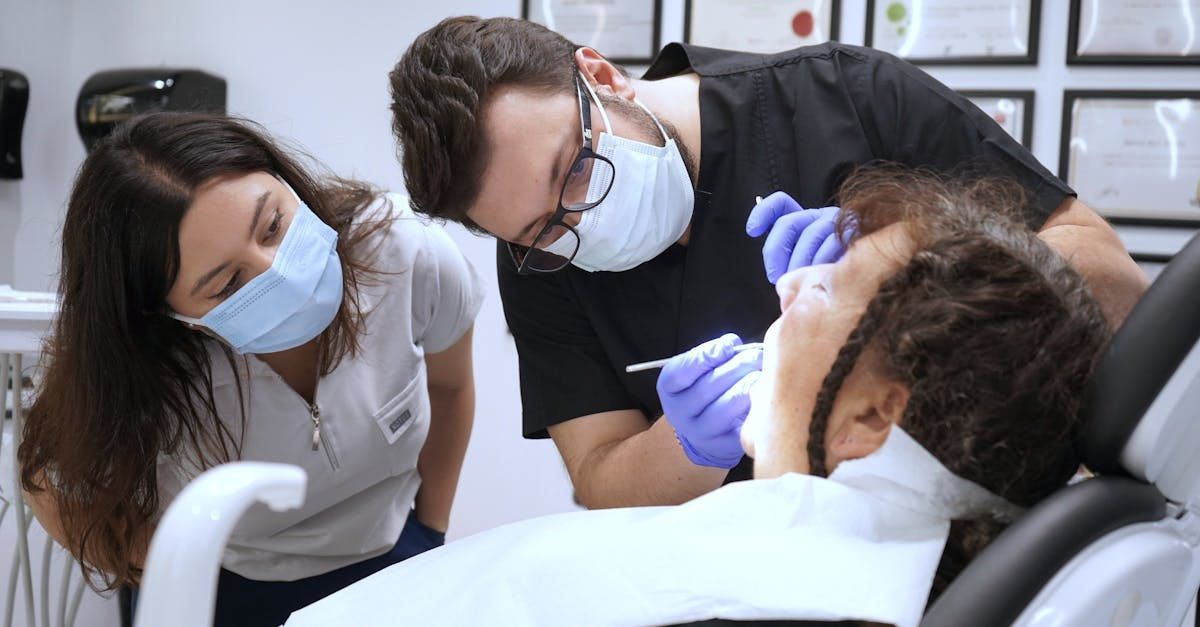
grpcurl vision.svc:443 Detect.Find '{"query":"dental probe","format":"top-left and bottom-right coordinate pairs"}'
top-left (625, 342), bottom-right (765, 373)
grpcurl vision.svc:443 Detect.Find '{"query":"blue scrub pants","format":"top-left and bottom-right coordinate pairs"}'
top-left (131, 513), bottom-right (445, 627)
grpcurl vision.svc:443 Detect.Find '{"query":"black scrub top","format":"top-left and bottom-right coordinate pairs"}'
top-left (498, 42), bottom-right (1074, 471)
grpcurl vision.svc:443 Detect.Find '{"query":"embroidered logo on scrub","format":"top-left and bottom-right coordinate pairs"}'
top-left (389, 410), bottom-right (412, 434)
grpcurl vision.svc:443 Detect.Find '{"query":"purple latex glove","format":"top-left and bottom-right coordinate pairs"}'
top-left (746, 191), bottom-right (848, 284)
top-left (657, 333), bottom-right (763, 468)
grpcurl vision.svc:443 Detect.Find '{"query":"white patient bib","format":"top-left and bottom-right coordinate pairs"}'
top-left (286, 427), bottom-right (1019, 627)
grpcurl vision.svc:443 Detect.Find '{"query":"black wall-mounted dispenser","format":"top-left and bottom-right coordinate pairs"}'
top-left (76, 68), bottom-right (226, 152)
top-left (0, 69), bottom-right (29, 180)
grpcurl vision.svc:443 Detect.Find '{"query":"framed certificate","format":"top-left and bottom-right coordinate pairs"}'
top-left (960, 90), bottom-right (1034, 148)
top-left (1068, 0), bottom-right (1200, 65)
top-left (1060, 91), bottom-right (1200, 226)
top-left (685, 0), bottom-right (841, 53)
top-left (865, 0), bottom-right (1041, 65)
top-left (522, 0), bottom-right (662, 65)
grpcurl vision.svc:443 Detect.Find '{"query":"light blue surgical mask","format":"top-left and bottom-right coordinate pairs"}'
top-left (172, 197), bottom-right (343, 354)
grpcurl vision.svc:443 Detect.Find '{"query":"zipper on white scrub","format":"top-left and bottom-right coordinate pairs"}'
top-left (309, 400), bottom-right (340, 470)
top-left (309, 403), bottom-right (321, 451)
top-left (305, 344), bottom-right (338, 470)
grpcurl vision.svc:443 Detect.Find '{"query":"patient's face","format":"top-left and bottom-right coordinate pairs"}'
top-left (742, 224), bottom-right (915, 478)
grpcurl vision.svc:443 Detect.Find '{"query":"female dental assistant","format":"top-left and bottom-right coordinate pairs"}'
top-left (18, 112), bottom-right (483, 627)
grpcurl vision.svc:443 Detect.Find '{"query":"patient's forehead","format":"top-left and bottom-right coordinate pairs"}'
top-left (771, 222), bottom-right (916, 342)
top-left (775, 224), bottom-right (912, 342)
top-left (842, 223), bottom-right (916, 276)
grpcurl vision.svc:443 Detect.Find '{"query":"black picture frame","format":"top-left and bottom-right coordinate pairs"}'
top-left (1059, 90), bottom-right (1200, 227)
top-left (521, 0), bottom-right (662, 65)
top-left (959, 90), bottom-right (1035, 148)
top-left (1130, 251), bottom-right (1176, 265)
top-left (684, 0), bottom-right (842, 50)
top-left (1067, 0), bottom-right (1200, 66)
top-left (865, 0), bottom-right (1041, 66)
top-left (1131, 252), bottom-right (1174, 282)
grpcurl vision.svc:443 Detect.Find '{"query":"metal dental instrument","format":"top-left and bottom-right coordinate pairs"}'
top-left (625, 342), bottom-right (765, 373)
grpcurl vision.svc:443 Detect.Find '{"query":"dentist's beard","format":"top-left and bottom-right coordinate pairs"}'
top-left (597, 93), bottom-right (699, 185)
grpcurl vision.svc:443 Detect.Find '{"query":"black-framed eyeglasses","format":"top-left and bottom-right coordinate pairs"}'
top-left (507, 72), bottom-right (615, 274)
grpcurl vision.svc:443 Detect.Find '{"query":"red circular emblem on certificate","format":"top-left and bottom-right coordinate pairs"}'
top-left (792, 11), bottom-right (815, 38)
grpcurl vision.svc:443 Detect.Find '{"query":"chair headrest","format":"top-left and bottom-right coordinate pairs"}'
top-left (1082, 230), bottom-right (1200, 504)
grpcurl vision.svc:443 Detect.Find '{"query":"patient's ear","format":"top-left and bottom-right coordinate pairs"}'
top-left (826, 375), bottom-right (910, 465)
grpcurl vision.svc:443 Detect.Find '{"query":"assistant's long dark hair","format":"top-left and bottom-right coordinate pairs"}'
top-left (18, 112), bottom-right (393, 589)
top-left (805, 165), bottom-right (1111, 600)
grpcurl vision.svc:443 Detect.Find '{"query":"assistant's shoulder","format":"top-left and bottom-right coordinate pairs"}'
top-left (354, 192), bottom-right (465, 274)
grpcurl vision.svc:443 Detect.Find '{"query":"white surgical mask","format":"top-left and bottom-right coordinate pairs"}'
top-left (543, 81), bottom-right (694, 272)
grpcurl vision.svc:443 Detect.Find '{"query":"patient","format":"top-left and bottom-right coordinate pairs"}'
top-left (285, 167), bottom-right (1112, 627)
top-left (742, 166), bottom-right (1111, 596)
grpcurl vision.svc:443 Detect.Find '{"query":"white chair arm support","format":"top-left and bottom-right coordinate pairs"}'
top-left (134, 462), bottom-right (307, 627)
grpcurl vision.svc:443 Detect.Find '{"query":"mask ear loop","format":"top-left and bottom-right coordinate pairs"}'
top-left (166, 311), bottom-right (240, 352)
top-left (579, 75), bottom-right (613, 138)
top-left (578, 74), bottom-right (670, 146)
top-left (170, 312), bottom-right (204, 326)
top-left (633, 98), bottom-right (669, 145)
top-left (271, 173), bottom-right (305, 207)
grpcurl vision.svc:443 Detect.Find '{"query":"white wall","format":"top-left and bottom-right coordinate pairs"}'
top-left (2, 1), bottom-right (574, 625)
top-left (1, 3), bottom-right (119, 625)
top-left (1, 1), bottom-right (1198, 626)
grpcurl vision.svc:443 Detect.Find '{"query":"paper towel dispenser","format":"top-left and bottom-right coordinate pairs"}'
top-left (0, 68), bottom-right (29, 180)
top-left (76, 68), bottom-right (226, 152)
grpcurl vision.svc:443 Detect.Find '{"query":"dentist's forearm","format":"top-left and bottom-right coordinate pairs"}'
top-left (1037, 198), bottom-right (1148, 327)
top-left (554, 412), bottom-right (727, 509)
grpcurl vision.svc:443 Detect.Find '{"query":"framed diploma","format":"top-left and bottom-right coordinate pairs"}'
top-left (685, 0), bottom-right (841, 53)
top-left (960, 90), bottom-right (1034, 148)
top-left (865, 0), bottom-right (1040, 65)
top-left (1068, 0), bottom-right (1200, 65)
top-left (522, 0), bottom-right (662, 65)
top-left (1060, 91), bottom-right (1200, 226)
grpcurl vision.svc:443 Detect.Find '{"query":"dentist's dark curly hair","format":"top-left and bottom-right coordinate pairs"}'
top-left (805, 165), bottom-right (1111, 599)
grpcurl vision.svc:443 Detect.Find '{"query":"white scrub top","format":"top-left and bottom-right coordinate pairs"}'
top-left (157, 194), bottom-right (483, 581)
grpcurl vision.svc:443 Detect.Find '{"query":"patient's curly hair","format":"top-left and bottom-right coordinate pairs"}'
top-left (805, 165), bottom-right (1111, 599)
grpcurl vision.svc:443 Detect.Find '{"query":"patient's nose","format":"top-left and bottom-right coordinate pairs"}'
top-left (776, 265), bottom-right (833, 312)
top-left (776, 267), bottom-right (812, 311)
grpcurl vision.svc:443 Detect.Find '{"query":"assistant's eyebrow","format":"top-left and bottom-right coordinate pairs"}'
top-left (188, 190), bottom-right (271, 297)
top-left (191, 261), bottom-right (231, 297)
top-left (247, 190), bottom-right (271, 238)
